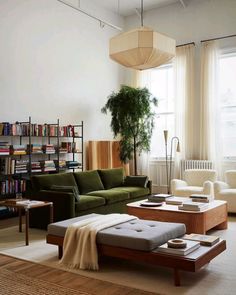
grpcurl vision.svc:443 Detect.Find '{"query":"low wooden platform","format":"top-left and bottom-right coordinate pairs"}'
top-left (47, 234), bottom-right (226, 286)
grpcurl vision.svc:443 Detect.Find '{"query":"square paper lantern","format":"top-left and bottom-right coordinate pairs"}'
top-left (109, 27), bottom-right (176, 70)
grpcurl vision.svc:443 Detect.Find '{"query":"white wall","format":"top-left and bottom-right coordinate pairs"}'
top-left (125, 0), bottom-right (236, 158)
top-left (0, 0), bottom-right (124, 141)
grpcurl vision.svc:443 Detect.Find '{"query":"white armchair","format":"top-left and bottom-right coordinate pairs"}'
top-left (214, 170), bottom-right (236, 213)
top-left (171, 169), bottom-right (217, 197)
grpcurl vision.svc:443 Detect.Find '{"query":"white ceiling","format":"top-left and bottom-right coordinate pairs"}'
top-left (91, 0), bottom-right (185, 17)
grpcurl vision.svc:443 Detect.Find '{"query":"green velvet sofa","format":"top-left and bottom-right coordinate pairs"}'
top-left (28, 168), bottom-right (151, 229)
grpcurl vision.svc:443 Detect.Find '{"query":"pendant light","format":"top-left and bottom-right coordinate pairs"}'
top-left (109, 0), bottom-right (176, 70)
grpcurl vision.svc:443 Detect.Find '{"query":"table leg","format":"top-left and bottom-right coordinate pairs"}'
top-left (25, 208), bottom-right (29, 246)
top-left (19, 208), bottom-right (22, 232)
top-left (214, 220), bottom-right (228, 230)
top-left (50, 204), bottom-right (54, 223)
top-left (174, 268), bottom-right (181, 286)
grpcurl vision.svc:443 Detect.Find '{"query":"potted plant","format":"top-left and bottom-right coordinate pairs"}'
top-left (101, 85), bottom-right (157, 175)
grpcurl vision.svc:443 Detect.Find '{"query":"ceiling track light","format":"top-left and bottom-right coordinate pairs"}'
top-left (57, 0), bottom-right (122, 31)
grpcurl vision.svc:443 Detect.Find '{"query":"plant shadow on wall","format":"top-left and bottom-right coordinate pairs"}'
top-left (101, 85), bottom-right (157, 175)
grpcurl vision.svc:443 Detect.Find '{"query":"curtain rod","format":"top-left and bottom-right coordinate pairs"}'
top-left (201, 34), bottom-right (236, 43)
top-left (176, 42), bottom-right (195, 47)
top-left (56, 0), bottom-right (122, 31)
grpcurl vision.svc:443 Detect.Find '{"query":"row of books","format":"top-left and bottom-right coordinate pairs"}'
top-left (156, 234), bottom-right (220, 256)
top-left (0, 158), bottom-right (82, 174)
top-left (0, 179), bottom-right (26, 195)
top-left (0, 122), bottom-right (80, 137)
top-left (0, 143), bottom-right (78, 155)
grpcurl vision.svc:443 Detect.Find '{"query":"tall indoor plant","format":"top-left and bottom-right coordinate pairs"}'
top-left (101, 85), bottom-right (157, 175)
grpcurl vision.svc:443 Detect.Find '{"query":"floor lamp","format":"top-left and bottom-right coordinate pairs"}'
top-left (164, 130), bottom-right (180, 194)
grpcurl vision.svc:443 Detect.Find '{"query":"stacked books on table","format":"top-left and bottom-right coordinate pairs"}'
top-left (183, 233), bottom-right (220, 246)
top-left (178, 201), bottom-right (209, 211)
top-left (165, 196), bottom-right (187, 205)
top-left (148, 194), bottom-right (172, 202)
top-left (156, 240), bottom-right (200, 256)
top-left (190, 194), bottom-right (213, 203)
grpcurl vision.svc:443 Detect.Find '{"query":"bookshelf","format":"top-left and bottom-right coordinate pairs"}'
top-left (0, 117), bottom-right (84, 204)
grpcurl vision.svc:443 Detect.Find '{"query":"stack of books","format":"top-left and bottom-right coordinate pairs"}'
top-left (165, 196), bottom-right (188, 205)
top-left (148, 194), bottom-right (172, 202)
top-left (190, 194), bottom-right (213, 203)
top-left (0, 142), bottom-right (10, 155)
top-left (156, 240), bottom-right (200, 256)
top-left (30, 161), bottom-right (42, 173)
top-left (183, 233), bottom-right (220, 246)
top-left (178, 201), bottom-right (209, 211)
top-left (43, 144), bottom-right (55, 154)
top-left (15, 160), bottom-right (28, 174)
top-left (28, 144), bottom-right (43, 154)
top-left (43, 160), bottom-right (56, 172)
top-left (11, 145), bottom-right (27, 155)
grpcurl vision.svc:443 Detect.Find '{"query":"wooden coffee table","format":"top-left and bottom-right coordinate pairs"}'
top-left (127, 200), bottom-right (228, 234)
top-left (2, 199), bottom-right (53, 245)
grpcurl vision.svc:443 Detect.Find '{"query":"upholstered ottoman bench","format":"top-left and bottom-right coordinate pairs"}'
top-left (47, 214), bottom-right (226, 286)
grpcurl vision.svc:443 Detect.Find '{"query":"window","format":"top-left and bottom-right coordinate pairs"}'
top-left (148, 64), bottom-right (175, 158)
top-left (219, 52), bottom-right (236, 159)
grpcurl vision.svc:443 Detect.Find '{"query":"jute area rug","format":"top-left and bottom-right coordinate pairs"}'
top-left (0, 216), bottom-right (236, 295)
top-left (0, 268), bottom-right (89, 295)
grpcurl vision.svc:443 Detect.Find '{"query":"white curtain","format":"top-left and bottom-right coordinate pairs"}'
top-left (173, 44), bottom-right (195, 178)
top-left (200, 41), bottom-right (222, 178)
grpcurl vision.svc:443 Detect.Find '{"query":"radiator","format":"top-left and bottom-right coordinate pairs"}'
top-left (180, 160), bottom-right (213, 179)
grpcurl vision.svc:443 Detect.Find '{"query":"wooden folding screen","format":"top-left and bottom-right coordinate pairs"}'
top-left (86, 141), bottom-right (129, 175)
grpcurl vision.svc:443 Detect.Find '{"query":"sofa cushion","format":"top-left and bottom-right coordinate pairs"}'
top-left (87, 189), bottom-right (129, 204)
top-left (49, 185), bottom-right (80, 202)
top-left (98, 168), bottom-right (124, 189)
top-left (31, 173), bottom-right (77, 191)
top-left (75, 195), bottom-right (105, 212)
top-left (111, 186), bottom-right (149, 199)
top-left (174, 186), bottom-right (203, 197)
top-left (73, 170), bottom-right (104, 194)
top-left (124, 176), bottom-right (148, 188)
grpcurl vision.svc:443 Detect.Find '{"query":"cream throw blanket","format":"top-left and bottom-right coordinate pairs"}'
top-left (59, 214), bottom-right (137, 270)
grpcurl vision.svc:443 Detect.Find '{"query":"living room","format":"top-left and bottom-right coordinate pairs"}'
top-left (0, 0), bottom-right (236, 294)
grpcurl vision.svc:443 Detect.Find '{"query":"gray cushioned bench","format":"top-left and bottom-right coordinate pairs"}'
top-left (48, 213), bottom-right (186, 251)
top-left (46, 213), bottom-right (226, 286)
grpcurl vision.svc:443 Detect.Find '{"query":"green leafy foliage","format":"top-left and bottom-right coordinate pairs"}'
top-left (101, 85), bottom-right (157, 175)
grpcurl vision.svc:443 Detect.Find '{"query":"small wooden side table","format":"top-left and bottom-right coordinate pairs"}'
top-left (2, 200), bottom-right (53, 246)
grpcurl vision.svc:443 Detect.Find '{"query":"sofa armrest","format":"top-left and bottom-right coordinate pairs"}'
top-left (214, 181), bottom-right (230, 194)
top-left (147, 180), bottom-right (152, 195)
top-left (171, 179), bottom-right (187, 189)
top-left (203, 181), bottom-right (214, 197)
top-left (28, 190), bottom-right (75, 227)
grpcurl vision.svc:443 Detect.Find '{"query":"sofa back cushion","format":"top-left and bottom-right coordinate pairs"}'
top-left (98, 168), bottom-right (124, 189)
top-left (31, 173), bottom-right (77, 191)
top-left (49, 185), bottom-right (80, 202)
top-left (184, 169), bottom-right (216, 186)
top-left (124, 175), bottom-right (148, 187)
top-left (74, 170), bottom-right (104, 194)
top-left (225, 170), bottom-right (236, 188)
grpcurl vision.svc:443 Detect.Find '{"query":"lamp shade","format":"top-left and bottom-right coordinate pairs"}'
top-left (109, 26), bottom-right (176, 70)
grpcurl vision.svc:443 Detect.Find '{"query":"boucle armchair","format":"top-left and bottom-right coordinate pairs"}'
top-left (214, 170), bottom-right (236, 213)
top-left (171, 169), bottom-right (217, 197)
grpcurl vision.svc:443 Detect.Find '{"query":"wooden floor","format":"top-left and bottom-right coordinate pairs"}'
top-left (0, 254), bottom-right (155, 295)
